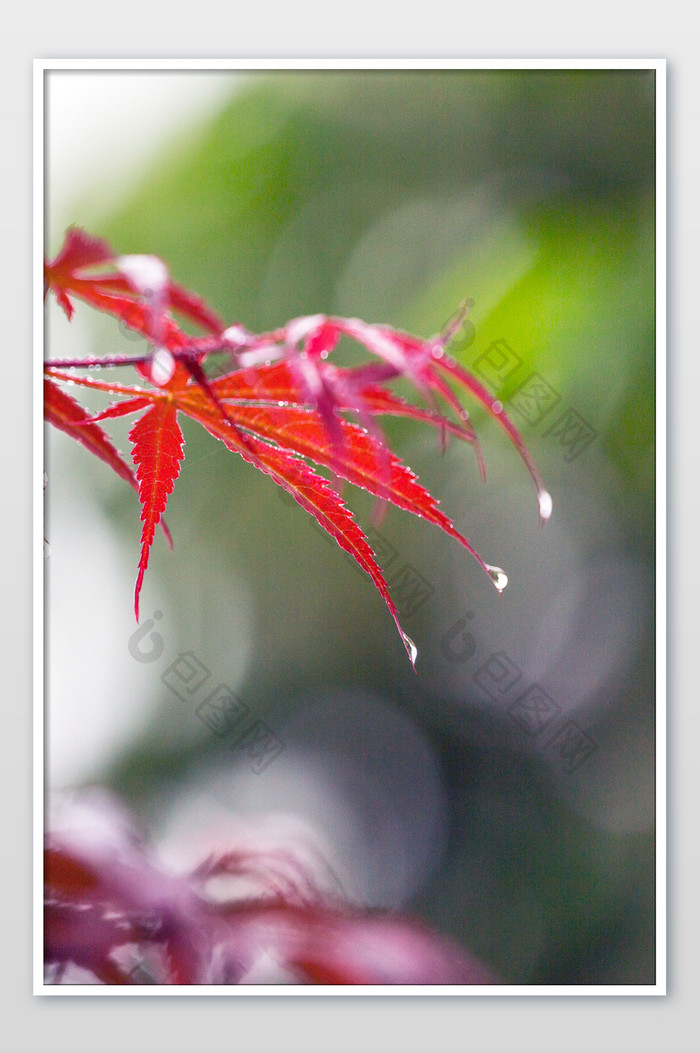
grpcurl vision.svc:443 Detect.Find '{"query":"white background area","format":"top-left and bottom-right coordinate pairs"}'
top-left (47, 71), bottom-right (237, 238)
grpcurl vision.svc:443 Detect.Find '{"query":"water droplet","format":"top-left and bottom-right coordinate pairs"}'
top-left (402, 633), bottom-right (418, 666)
top-left (431, 345), bottom-right (444, 360)
top-left (538, 489), bottom-right (553, 522)
top-left (277, 401), bottom-right (285, 407)
top-left (93, 364), bottom-right (101, 371)
top-left (492, 400), bottom-right (503, 415)
top-left (486, 564), bottom-right (508, 591)
top-left (320, 349), bottom-right (329, 360)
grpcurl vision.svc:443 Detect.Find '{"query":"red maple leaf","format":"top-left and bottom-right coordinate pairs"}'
top-left (44, 229), bottom-right (551, 666)
top-left (45, 792), bottom-right (499, 985)
top-left (129, 400), bottom-right (184, 620)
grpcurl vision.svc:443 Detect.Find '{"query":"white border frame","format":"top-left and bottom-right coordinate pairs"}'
top-left (34, 57), bottom-right (666, 996)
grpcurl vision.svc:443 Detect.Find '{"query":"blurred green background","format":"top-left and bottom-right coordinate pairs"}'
top-left (45, 68), bottom-right (657, 985)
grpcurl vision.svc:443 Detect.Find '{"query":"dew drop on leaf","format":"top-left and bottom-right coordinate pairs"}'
top-left (538, 489), bottom-right (553, 522)
top-left (486, 564), bottom-right (508, 591)
top-left (402, 633), bottom-right (418, 666)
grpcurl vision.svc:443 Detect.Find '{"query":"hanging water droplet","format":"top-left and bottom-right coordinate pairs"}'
top-left (492, 400), bottom-right (503, 415)
top-left (93, 363), bottom-right (101, 371)
top-left (402, 633), bottom-right (418, 666)
top-left (538, 489), bottom-right (553, 522)
top-left (431, 345), bottom-right (445, 359)
top-left (320, 349), bottom-right (329, 360)
top-left (486, 564), bottom-right (508, 591)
